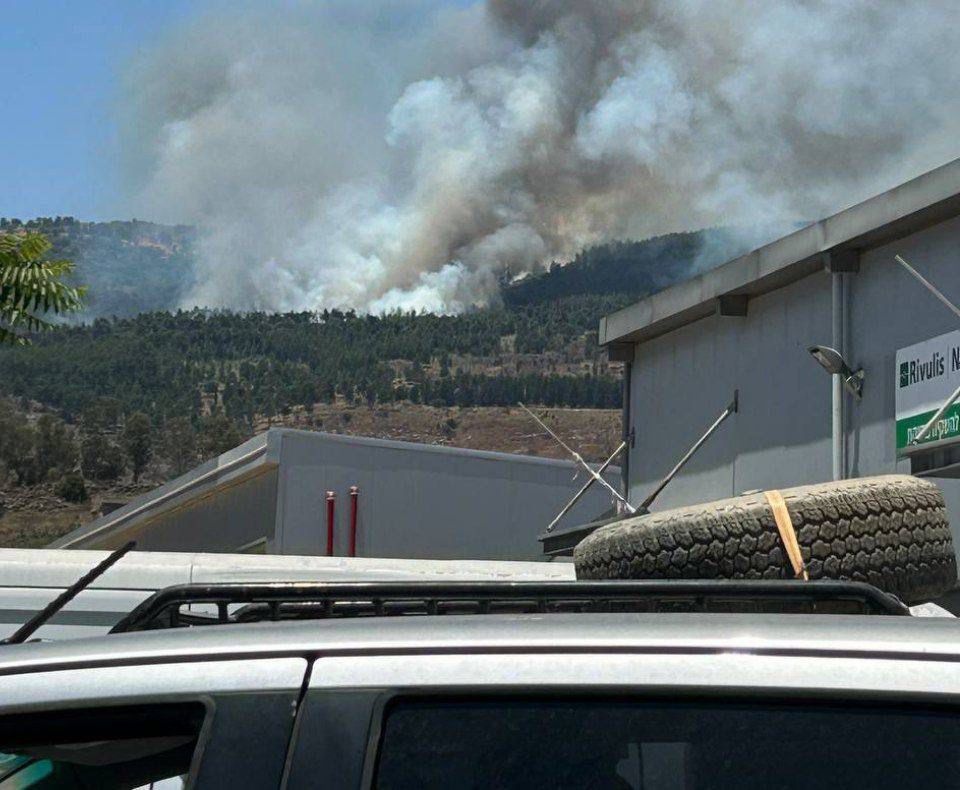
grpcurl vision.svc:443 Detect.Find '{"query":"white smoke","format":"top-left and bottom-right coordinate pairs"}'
top-left (121, 0), bottom-right (960, 313)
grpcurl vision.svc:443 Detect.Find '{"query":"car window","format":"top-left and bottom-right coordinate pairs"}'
top-left (374, 697), bottom-right (960, 789)
top-left (0, 703), bottom-right (205, 789)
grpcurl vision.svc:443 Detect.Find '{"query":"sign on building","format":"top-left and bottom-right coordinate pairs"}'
top-left (896, 330), bottom-right (960, 454)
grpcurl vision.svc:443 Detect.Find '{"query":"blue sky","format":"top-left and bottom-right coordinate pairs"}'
top-left (0, 0), bottom-right (200, 221)
top-left (1, 0), bottom-right (478, 224)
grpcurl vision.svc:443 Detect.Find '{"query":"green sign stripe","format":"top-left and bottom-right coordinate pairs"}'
top-left (896, 403), bottom-right (960, 449)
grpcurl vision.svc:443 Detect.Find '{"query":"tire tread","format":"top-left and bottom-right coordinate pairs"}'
top-left (574, 475), bottom-right (957, 605)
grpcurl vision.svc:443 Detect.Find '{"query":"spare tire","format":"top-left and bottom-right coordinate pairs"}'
top-left (574, 475), bottom-right (957, 605)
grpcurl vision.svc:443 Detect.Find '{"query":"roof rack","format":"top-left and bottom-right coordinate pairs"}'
top-left (109, 579), bottom-right (909, 633)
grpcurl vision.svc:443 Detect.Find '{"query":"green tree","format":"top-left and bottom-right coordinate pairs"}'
top-left (198, 413), bottom-right (244, 460)
top-left (57, 472), bottom-right (89, 503)
top-left (122, 412), bottom-right (153, 482)
top-left (159, 417), bottom-right (198, 476)
top-left (0, 231), bottom-right (84, 344)
top-left (81, 397), bottom-right (122, 434)
top-left (35, 414), bottom-right (78, 480)
top-left (0, 400), bottom-right (36, 485)
top-left (80, 434), bottom-right (125, 481)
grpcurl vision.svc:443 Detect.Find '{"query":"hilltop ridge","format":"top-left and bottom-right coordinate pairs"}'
top-left (1, 216), bottom-right (752, 319)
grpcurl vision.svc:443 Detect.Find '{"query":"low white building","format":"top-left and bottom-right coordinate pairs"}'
top-left (51, 428), bottom-right (618, 561)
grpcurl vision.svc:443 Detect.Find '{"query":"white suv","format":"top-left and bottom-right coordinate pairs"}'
top-left (1, 579), bottom-right (959, 788)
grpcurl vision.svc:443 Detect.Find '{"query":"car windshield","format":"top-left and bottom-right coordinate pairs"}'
top-left (376, 697), bottom-right (960, 790)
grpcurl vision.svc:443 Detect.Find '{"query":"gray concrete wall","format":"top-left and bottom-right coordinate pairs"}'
top-left (626, 213), bottom-right (960, 546)
top-left (273, 430), bottom-right (618, 561)
top-left (628, 268), bottom-right (833, 508)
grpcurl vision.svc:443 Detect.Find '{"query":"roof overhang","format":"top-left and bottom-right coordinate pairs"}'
top-left (600, 157), bottom-right (960, 347)
top-left (49, 432), bottom-right (279, 550)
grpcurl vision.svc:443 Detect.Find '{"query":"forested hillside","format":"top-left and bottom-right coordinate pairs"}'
top-left (0, 299), bottom-right (627, 546)
top-left (503, 227), bottom-right (750, 306)
top-left (0, 217), bottom-right (751, 318)
top-left (0, 296), bottom-right (628, 424)
top-left (0, 217), bottom-right (761, 483)
top-left (0, 218), bottom-right (751, 496)
top-left (0, 216), bottom-right (194, 319)
top-left (0, 217), bottom-right (750, 546)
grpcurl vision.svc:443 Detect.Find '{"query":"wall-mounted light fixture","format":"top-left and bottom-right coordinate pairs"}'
top-left (808, 345), bottom-right (864, 400)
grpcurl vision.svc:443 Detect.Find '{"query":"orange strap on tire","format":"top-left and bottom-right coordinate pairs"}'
top-left (764, 490), bottom-right (809, 580)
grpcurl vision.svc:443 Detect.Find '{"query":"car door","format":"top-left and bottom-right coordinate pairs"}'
top-left (0, 656), bottom-right (307, 788)
top-left (283, 648), bottom-right (960, 789)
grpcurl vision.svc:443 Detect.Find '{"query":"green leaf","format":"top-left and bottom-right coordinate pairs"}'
top-left (0, 230), bottom-right (84, 345)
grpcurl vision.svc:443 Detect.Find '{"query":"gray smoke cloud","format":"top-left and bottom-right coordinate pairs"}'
top-left (121, 0), bottom-right (960, 313)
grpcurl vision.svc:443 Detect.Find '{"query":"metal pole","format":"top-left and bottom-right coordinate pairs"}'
top-left (519, 403), bottom-right (635, 512)
top-left (621, 361), bottom-right (632, 500)
top-left (545, 441), bottom-right (627, 533)
top-left (832, 272), bottom-right (844, 481)
top-left (895, 255), bottom-right (960, 322)
top-left (912, 382), bottom-right (960, 445)
top-left (638, 392), bottom-right (738, 512)
top-left (325, 491), bottom-right (336, 556)
top-left (349, 486), bottom-right (359, 557)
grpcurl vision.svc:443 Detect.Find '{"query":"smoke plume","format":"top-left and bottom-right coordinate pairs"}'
top-left (121, 0), bottom-right (960, 313)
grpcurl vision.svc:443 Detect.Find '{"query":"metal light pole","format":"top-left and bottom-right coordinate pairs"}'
top-left (832, 272), bottom-right (844, 480)
top-left (808, 343), bottom-right (863, 480)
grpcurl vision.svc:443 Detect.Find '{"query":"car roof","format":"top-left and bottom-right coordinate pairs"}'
top-left (1, 612), bottom-right (960, 676)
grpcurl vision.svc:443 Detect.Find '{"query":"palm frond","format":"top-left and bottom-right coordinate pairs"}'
top-left (0, 231), bottom-right (84, 345)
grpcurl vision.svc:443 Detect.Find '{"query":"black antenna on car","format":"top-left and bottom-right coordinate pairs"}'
top-left (2, 541), bottom-right (136, 645)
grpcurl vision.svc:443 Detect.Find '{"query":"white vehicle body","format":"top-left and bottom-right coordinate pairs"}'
top-left (0, 548), bottom-right (575, 641)
top-left (1, 599), bottom-right (960, 788)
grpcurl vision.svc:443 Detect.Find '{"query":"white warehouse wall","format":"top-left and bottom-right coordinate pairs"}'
top-left (274, 430), bottom-right (617, 560)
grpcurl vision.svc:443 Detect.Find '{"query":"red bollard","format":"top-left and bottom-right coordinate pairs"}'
top-left (325, 491), bottom-right (336, 556)
top-left (349, 486), bottom-right (360, 557)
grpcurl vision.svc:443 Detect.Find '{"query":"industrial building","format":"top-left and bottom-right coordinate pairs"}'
top-left (549, 156), bottom-right (960, 556)
top-left (51, 428), bottom-right (617, 561)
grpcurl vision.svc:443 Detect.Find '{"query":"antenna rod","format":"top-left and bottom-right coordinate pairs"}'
top-left (545, 441), bottom-right (626, 533)
top-left (2, 542), bottom-right (136, 645)
top-left (638, 392), bottom-right (738, 512)
top-left (911, 382), bottom-right (960, 445)
top-left (519, 403), bottom-right (635, 512)
top-left (895, 255), bottom-right (960, 321)
top-left (519, 402), bottom-right (583, 459)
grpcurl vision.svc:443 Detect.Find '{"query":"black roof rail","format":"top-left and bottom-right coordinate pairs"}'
top-left (109, 579), bottom-right (910, 634)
